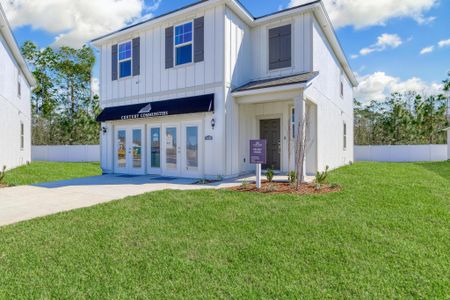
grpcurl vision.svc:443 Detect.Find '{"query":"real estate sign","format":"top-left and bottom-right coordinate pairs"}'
top-left (250, 140), bottom-right (267, 164)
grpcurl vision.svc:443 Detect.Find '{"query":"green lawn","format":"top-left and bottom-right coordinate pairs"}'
top-left (2, 161), bottom-right (101, 186)
top-left (0, 162), bottom-right (449, 298)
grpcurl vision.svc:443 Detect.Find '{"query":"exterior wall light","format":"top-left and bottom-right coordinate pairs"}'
top-left (102, 127), bottom-right (107, 134)
top-left (211, 118), bottom-right (216, 129)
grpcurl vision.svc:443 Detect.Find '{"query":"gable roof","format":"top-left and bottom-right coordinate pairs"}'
top-left (0, 4), bottom-right (36, 87)
top-left (91, 0), bottom-right (357, 87)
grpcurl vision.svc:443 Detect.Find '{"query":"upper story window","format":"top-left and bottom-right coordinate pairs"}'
top-left (118, 41), bottom-right (132, 78)
top-left (340, 70), bottom-right (344, 98)
top-left (175, 22), bottom-right (193, 66)
top-left (269, 24), bottom-right (292, 71)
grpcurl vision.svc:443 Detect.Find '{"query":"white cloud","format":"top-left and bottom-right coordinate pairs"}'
top-left (420, 46), bottom-right (434, 55)
top-left (289, 0), bottom-right (437, 29)
top-left (0, 0), bottom-right (162, 48)
top-left (355, 72), bottom-right (443, 102)
top-left (438, 39), bottom-right (450, 48)
top-left (359, 33), bottom-right (402, 56)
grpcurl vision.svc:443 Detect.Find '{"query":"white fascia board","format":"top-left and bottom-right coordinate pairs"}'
top-left (232, 82), bottom-right (308, 97)
top-left (0, 5), bottom-right (36, 87)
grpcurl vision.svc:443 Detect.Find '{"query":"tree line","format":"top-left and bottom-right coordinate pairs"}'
top-left (22, 41), bottom-right (100, 145)
top-left (354, 73), bottom-right (449, 145)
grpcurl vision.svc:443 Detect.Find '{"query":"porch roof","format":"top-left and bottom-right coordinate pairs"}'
top-left (232, 71), bottom-right (319, 94)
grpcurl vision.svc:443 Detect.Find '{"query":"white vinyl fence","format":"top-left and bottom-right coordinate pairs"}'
top-left (32, 145), bottom-right (100, 162)
top-left (355, 145), bottom-right (449, 162)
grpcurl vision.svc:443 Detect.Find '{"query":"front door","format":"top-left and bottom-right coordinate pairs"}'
top-left (162, 124), bottom-right (181, 176)
top-left (181, 122), bottom-right (202, 177)
top-left (260, 119), bottom-right (281, 170)
top-left (115, 126), bottom-right (145, 174)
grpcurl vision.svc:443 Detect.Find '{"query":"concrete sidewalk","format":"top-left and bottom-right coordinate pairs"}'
top-left (0, 174), bottom-right (245, 227)
top-left (0, 173), bottom-right (312, 227)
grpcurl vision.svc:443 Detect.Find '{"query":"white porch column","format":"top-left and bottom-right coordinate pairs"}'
top-left (294, 91), bottom-right (306, 178)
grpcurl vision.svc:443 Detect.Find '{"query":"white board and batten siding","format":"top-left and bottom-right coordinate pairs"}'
top-left (355, 145), bottom-right (449, 162)
top-left (99, 4), bottom-right (225, 108)
top-left (0, 33), bottom-right (32, 170)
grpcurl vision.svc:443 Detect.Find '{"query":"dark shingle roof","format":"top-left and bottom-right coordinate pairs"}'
top-left (233, 71), bottom-right (319, 93)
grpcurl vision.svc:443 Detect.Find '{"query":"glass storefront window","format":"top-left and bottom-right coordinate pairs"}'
top-left (151, 128), bottom-right (161, 168)
top-left (132, 129), bottom-right (142, 168)
top-left (186, 126), bottom-right (198, 168)
top-left (166, 127), bottom-right (177, 169)
top-left (117, 130), bottom-right (126, 168)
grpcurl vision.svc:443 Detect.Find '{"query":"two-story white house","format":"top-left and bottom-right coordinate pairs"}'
top-left (92, 0), bottom-right (357, 179)
top-left (0, 4), bottom-right (35, 170)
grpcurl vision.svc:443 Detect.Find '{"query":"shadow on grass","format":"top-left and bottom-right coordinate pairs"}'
top-left (415, 161), bottom-right (450, 181)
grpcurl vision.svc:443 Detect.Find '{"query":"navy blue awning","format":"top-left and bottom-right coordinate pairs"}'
top-left (96, 94), bottom-right (214, 122)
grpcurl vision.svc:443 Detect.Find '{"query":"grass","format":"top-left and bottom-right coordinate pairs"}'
top-left (2, 161), bottom-right (101, 186)
top-left (0, 161), bottom-right (449, 298)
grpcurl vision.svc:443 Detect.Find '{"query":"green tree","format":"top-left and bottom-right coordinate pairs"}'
top-left (21, 41), bottom-right (99, 145)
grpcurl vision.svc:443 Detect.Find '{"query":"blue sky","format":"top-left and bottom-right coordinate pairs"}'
top-left (3, 0), bottom-right (449, 101)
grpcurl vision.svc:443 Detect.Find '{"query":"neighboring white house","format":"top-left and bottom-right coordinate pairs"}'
top-left (0, 4), bottom-right (36, 170)
top-left (92, 0), bottom-right (357, 178)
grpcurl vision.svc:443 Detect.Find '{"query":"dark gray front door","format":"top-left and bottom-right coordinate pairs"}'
top-left (260, 119), bottom-right (281, 170)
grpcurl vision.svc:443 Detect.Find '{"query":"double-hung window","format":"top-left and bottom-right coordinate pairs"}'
top-left (175, 22), bottom-right (193, 66)
top-left (118, 41), bottom-right (132, 78)
top-left (343, 122), bottom-right (347, 151)
top-left (20, 122), bottom-right (24, 150)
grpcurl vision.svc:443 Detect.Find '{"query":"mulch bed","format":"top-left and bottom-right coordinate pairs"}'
top-left (228, 181), bottom-right (341, 195)
top-left (0, 184), bottom-right (8, 189)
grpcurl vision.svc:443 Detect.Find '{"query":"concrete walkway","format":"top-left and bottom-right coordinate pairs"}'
top-left (0, 174), bottom-right (312, 227)
top-left (0, 174), bottom-right (248, 227)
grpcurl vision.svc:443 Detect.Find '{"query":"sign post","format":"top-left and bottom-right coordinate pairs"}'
top-left (250, 140), bottom-right (267, 189)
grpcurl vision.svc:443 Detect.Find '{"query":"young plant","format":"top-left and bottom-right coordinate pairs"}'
top-left (265, 167), bottom-right (274, 183)
top-left (240, 181), bottom-right (250, 190)
top-left (288, 171), bottom-right (297, 185)
top-left (265, 182), bottom-right (277, 192)
top-left (0, 165), bottom-right (6, 184)
top-left (314, 165), bottom-right (329, 190)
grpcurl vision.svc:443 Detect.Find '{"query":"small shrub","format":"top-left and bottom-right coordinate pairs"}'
top-left (0, 165), bottom-right (6, 184)
top-left (266, 167), bottom-right (274, 182)
top-left (288, 171), bottom-right (297, 184)
top-left (314, 165), bottom-right (329, 190)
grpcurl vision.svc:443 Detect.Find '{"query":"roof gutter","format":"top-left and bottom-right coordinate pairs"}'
top-left (0, 5), bottom-right (36, 87)
top-left (232, 82), bottom-right (309, 97)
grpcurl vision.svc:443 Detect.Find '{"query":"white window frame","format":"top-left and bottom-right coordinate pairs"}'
top-left (20, 122), bottom-right (24, 150)
top-left (174, 21), bottom-right (194, 66)
top-left (343, 122), bottom-right (347, 151)
top-left (118, 40), bottom-right (133, 79)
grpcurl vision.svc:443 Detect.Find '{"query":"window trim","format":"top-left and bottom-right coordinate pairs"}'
top-left (117, 40), bottom-right (133, 79)
top-left (174, 21), bottom-right (194, 66)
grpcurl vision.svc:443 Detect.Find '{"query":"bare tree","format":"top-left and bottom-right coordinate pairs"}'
top-left (294, 116), bottom-right (309, 190)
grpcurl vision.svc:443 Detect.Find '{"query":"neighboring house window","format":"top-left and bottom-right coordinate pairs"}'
top-left (17, 75), bottom-right (21, 98)
top-left (269, 24), bottom-right (292, 70)
top-left (175, 22), bottom-right (193, 66)
top-left (118, 41), bottom-right (132, 78)
top-left (291, 107), bottom-right (295, 139)
top-left (20, 122), bottom-right (24, 150)
top-left (343, 122), bottom-right (347, 150)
